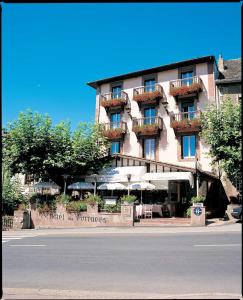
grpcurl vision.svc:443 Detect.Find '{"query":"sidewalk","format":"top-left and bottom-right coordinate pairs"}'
top-left (3, 287), bottom-right (242, 299)
top-left (3, 220), bottom-right (241, 236)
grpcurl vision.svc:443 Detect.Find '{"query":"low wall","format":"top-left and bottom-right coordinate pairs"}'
top-left (29, 203), bottom-right (135, 228)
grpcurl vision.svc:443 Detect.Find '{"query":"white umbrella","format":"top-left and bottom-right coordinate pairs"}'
top-left (67, 182), bottom-right (94, 190)
top-left (68, 182), bottom-right (94, 199)
top-left (97, 182), bottom-right (127, 196)
top-left (32, 181), bottom-right (61, 196)
top-left (127, 182), bottom-right (156, 203)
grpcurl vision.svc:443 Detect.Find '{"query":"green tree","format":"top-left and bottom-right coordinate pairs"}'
top-left (200, 97), bottom-right (241, 182)
top-left (3, 110), bottom-right (111, 182)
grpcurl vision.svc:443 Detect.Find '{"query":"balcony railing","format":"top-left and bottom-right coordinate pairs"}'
top-left (132, 116), bottom-right (163, 136)
top-left (170, 110), bottom-right (202, 133)
top-left (102, 121), bottom-right (127, 139)
top-left (169, 76), bottom-right (203, 98)
top-left (133, 84), bottom-right (163, 104)
top-left (100, 91), bottom-right (128, 109)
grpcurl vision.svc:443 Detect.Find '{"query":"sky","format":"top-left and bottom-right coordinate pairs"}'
top-left (2, 3), bottom-right (241, 131)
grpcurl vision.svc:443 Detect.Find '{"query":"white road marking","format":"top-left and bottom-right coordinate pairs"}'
top-left (9, 244), bottom-right (46, 247)
top-left (2, 234), bottom-right (37, 244)
top-left (194, 244), bottom-right (241, 247)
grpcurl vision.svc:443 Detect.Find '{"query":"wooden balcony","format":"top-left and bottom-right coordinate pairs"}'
top-left (169, 76), bottom-right (203, 99)
top-left (100, 91), bottom-right (128, 109)
top-left (133, 84), bottom-right (163, 105)
top-left (102, 122), bottom-right (127, 139)
top-left (170, 110), bottom-right (202, 133)
top-left (132, 117), bottom-right (163, 137)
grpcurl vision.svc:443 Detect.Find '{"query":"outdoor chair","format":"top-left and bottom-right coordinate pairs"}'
top-left (144, 204), bottom-right (153, 219)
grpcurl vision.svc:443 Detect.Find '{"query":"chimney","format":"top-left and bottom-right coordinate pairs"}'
top-left (218, 54), bottom-right (224, 73)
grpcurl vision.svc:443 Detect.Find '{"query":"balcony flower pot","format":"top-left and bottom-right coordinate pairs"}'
top-left (170, 83), bottom-right (202, 97)
top-left (171, 118), bottom-right (201, 131)
top-left (133, 90), bottom-right (162, 104)
top-left (133, 124), bottom-right (159, 135)
top-left (101, 98), bottom-right (127, 108)
top-left (103, 128), bottom-right (124, 139)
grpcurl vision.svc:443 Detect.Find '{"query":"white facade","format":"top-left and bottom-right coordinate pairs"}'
top-left (93, 58), bottom-right (217, 174)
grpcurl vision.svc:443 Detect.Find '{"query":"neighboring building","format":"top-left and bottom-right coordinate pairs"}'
top-left (87, 55), bottom-right (229, 217)
top-left (215, 54), bottom-right (241, 105)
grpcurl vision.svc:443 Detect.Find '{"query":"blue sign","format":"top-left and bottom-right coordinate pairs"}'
top-left (193, 207), bottom-right (202, 216)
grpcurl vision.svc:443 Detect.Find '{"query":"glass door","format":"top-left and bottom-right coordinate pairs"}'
top-left (111, 113), bottom-right (121, 129)
top-left (144, 107), bottom-right (156, 125)
top-left (181, 71), bottom-right (193, 86)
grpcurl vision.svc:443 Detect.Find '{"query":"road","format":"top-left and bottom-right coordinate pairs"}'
top-left (2, 225), bottom-right (242, 299)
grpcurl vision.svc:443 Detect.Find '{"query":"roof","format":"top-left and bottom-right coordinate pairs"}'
top-left (216, 58), bottom-right (241, 84)
top-left (87, 55), bottom-right (216, 89)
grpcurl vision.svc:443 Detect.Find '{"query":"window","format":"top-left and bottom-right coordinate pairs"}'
top-left (181, 101), bottom-right (195, 120)
top-left (111, 141), bottom-right (120, 154)
top-left (143, 138), bottom-right (156, 160)
top-left (144, 107), bottom-right (156, 125)
top-left (112, 85), bottom-right (122, 99)
top-left (144, 78), bottom-right (156, 92)
top-left (181, 135), bottom-right (196, 158)
top-left (110, 112), bottom-right (121, 129)
top-left (181, 71), bottom-right (193, 86)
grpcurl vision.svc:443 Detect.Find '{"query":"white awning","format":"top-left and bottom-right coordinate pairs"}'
top-left (142, 172), bottom-right (194, 188)
top-left (86, 166), bottom-right (146, 183)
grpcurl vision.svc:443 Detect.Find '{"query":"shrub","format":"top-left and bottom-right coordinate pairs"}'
top-left (85, 194), bottom-right (104, 208)
top-left (66, 201), bottom-right (87, 213)
top-left (186, 207), bottom-right (191, 218)
top-left (120, 195), bottom-right (137, 204)
top-left (56, 193), bottom-right (71, 205)
top-left (191, 195), bottom-right (206, 204)
top-left (104, 204), bottom-right (118, 213)
top-left (37, 203), bottom-right (55, 214)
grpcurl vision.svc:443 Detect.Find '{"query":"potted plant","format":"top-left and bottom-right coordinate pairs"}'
top-left (170, 83), bottom-right (202, 97)
top-left (120, 195), bottom-right (137, 205)
top-left (185, 195), bottom-right (205, 218)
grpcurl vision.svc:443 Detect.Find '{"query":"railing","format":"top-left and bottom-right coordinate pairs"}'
top-left (132, 116), bottom-right (163, 129)
top-left (100, 90), bottom-right (128, 102)
top-left (102, 121), bottom-right (127, 132)
top-left (171, 110), bottom-right (201, 122)
top-left (170, 76), bottom-right (203, 88)
top-left (133, 83), bottom-right (163, 97)
top-left (2, 216), bottom-right (14, 231)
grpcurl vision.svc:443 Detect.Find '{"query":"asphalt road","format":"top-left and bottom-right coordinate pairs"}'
top-left (2, 228), bottom-right (242, 299)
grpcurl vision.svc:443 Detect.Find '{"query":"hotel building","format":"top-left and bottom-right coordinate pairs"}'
top-left (87, 55), bottom-right (234, 218)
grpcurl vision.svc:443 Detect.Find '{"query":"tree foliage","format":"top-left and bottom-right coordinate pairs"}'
top-left (3, 110), bottom-right (111, 181)
top-left (2, 163), bottom-right (27, 215)
top-left (200, 97), bottom-right (241, 181)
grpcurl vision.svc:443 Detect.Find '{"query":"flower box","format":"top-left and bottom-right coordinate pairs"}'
top-left (133, 90), bottom-right (162, 104)
top-left (171, 118), bottom-right (201, 132)
top-left (103, 128), bottom-right (124, 139)
top-left (133, 124), bottom-right (160, 136)
top-left (170, 83), bottom-right (202, 97)
top-left (101, 98), bottom-right (127, 108)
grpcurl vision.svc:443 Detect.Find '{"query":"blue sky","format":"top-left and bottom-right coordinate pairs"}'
top-left (2, 3), bottom-right (241, 131)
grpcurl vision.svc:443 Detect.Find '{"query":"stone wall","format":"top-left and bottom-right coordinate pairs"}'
top-left (29, 203), bottom-right (135, 228)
